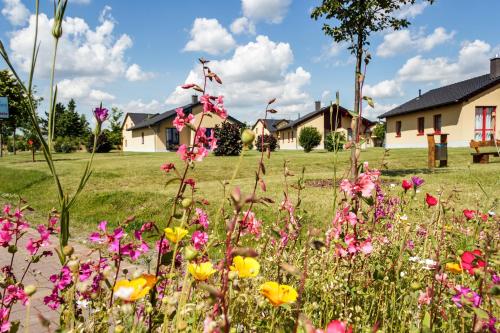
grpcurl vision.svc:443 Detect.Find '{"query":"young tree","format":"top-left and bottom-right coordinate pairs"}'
top-left (299, 127), bottom-right (322, 153)
top-left (108, 107), bottom-right (124, 147)
top-left (311, 0), bottom-right (433, 177)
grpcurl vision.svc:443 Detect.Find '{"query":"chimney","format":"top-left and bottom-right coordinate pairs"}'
top-left (491, 55), bottom-right (500, 78)
top-left (191, 95), bottom-right (198, 104)
top-left (315, 100), bottom-right (321, 111)
top-left (418, 89), bottom-right (421, 97)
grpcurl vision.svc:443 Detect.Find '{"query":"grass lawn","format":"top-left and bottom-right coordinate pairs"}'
top-left (0, 148), bottom-right (498, 237)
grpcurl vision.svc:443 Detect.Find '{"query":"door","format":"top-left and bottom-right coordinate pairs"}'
top-left (475, 107), bottom-right (495, 141)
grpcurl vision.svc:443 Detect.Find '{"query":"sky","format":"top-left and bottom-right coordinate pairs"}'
top-left (1, 0), bottom-right (499, 124)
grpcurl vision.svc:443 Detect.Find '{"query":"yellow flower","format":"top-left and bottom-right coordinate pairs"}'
top-left (164, 227), bottom-right (188, 243)
top-left (445, 262), bottom-right (463, 274)
top-left (259, 281), bottom-right (298, 307)
top-left (113, 274), bottom-right (157, 302)
top-left (230, 256), bottom-right (260, 278)
top-left (188, 262), bottom-right (217, 281)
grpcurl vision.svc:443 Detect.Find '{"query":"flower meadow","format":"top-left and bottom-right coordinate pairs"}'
top-left (1, 2), bottom-right (499, 333)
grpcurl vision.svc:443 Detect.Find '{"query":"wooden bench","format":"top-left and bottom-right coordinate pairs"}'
top-left (469, 139), bottom-right (500, 163)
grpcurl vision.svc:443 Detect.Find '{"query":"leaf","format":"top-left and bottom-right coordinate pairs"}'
top-left (363, 96), bottom-right (375, 108)
top-left (214, 74), bottom-right (222, 84)
top-left (260, 161), bottom-right (266, 175)
top-left (472, 307), bottom-right (490, 320)
top-left (422, 311), bottom-right (431, 333)
top-left (198, 58), bottom-right (209, 64)
top-left (268, 109), bottom-right (278, 114)
top-left (268, 98), bottom-right (276, 105)
top-left (193, 85), bottom-right (204, 93)
top-left (164, 177), bottom-right (181, 189)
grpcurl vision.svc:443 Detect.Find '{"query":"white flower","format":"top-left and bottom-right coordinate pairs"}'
top-left (416, 189), bottom-right (421, 193)
top-left (488, 211), bottom-right (496, 216)
top-left (390, 183), bottom-right (396, 188)
top-left (400, 214), bottom-right (408, 221)
top-left (76, 299), bottom-right (90, 309)
top-left (409, 256), bottom-right (421, 262)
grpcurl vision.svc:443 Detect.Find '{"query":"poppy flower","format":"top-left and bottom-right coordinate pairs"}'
top-left (425, 193), bottom-right (438, 207)
top-left (164, 227), bottom-right (188, 243)
top-left (230, 256), bottom-right (260, 278)
top-left (402, 180), bottom-right (412, 192)
top-left (188, 262), bottom-right (217, 281)
top-left (445, 262), bottom-right (463, 274)
top-left (259, 281), bottom-right (297, 307)
top-left (463, 209), bottom-right (476, 220)
top-left (461, 250), bottom-right (486, 275)
top-left (113, 274), bottom-right (157, 302)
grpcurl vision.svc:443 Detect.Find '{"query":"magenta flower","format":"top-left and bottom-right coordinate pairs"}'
top-left (4, 285), bottom-right (29, 306)
top-left (411, 176), bottom-right (425, 189)
top-left (191, 231), bottom-right (208, 250)
top-left (0, 308), bottom-right (10, 333)
top-left (161, 163), bottom-right (175, 173)
top-left (452, 286), bottom-right (482, 308)
top-left (93, 107), bottom-right (109, 123)
top-left (241, 211), bottom-right (262, 238)
top-left (340, 173), bottom-right (376, 198)
top-left (156, 238), bottom-right (171, 254)
top-left (194, 208), bottom-right (209, 229)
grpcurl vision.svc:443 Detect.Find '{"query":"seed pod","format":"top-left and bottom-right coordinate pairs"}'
top-left (62, 245), bottom-right (74, 256)
top-left (241, 129), bottom-right (255, 145)
top-left (181, 198), bottom-right (192, 209)
top-left (24, 285), bottom-right (37, 296)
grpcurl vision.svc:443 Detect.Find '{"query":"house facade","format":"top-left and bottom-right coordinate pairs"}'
top-left (122, 96), bottom-right (242, 152)
top-left (380, 57), bottom-right (500, 148)
top-left (275, 101), bottom-right (375, 150)
top-left (251, 118), bottom-right (289, 144)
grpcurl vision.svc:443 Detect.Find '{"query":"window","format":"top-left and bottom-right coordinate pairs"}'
top-left (395, 121), bottom-right (402, 137)
top-left (166, 128), bottom-right (179, 149)
top-left (347, 128), bottom-right (353, 141)
top-left (417, 117), bottom-right (425, 135)
top-left (433, 114), bottom-right (442, 134)
top-left (141, 132), bottom-right (144, 144)
top-left (287, 131), bottom-right (290, 142)
top-left (475, 106), bottom-right (496, 141)
top-left (291, 129), bottom-right (294, 141)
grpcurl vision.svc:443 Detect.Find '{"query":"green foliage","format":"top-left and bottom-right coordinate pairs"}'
top-left (299, 127), bottom-right (322, 153)
top-left (108, 107), bottom-right (124, 147)
top-left (213, 122), bottom-right (242, 156)
top-left (86, 130), bottom-right (113, 153)
top-left (7, 137), bottom-right (26, 152)
top-left (54, 136), bottom-right (78, 153)
top-left (373, 123), bottom-right (386, 141)
top-left (41, 99), bottom-right (90, 140)
top-left (325, 131), bottom-right (346, 152)
top-left (255, 134), bottom-right (278, 152)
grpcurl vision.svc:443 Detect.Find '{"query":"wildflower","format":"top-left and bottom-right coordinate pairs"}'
top-left (340, 172), bottom-right (376, 198)
top-left (173, 108), bottom-right (195, 132)
top-left (452, 286), bottom-right (481, 308)
top-left (164, 227), bottom-right (188, 243)
top-left (181, 83), bottom-right (196, 89)
top-left (461, 249), bottom-right (486, 275)
top-left (191, 231), bottom-right (208, 250)
top-left (418, 287), bottom-right (433, 306)
top-left (402, 179), bottom-right (412, 192)
top-left (0, 308), bottom-right (10, 333)
top-left (188, 262), bottom-right (217, 281)
top-left (241, 211), bottom-right (262, 238)
top-left (259, 281), bottom-right (297, 306)
top-left (321, 320), bottom-right (353, 333)
top-left (161, 163), bottom-right (175, 173)
top-left (425, 193), bottom-right (438, 207)
top-left (230, 256), bottom-right (260, 278)
top-left (156, 238), bottom-right (170, 254)
top-left (445, 262), bottom-right (463, 274)
top-left (93, 106), bottom-right (109, 123)
top-left (411, 176), bottom-right (425, 189)
top-left (463, 209), bottom-right (476, 220)
top-left (114, 275), bottom-right (157, 302)
top-left (193, 208), bottom-right (209, 229)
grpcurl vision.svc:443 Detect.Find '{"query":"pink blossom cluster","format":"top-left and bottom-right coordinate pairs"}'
top-left (0, 205), bottom-right (28, 247)
top-left (339, 162), bottom-right (380, 198)
top-left (240, 211), bottom-right (262, 238)
top-left (173, 108), bottom-right (195, 132)
top-left (44, 266), bottom-right (72, 309)
top-left (200, 94), bottom-right (227, 120)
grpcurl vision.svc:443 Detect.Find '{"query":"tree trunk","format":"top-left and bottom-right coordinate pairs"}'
top-left (12, 125), bottom-right (16, 155)
top-left (350, 36), bottom-right (363, 180)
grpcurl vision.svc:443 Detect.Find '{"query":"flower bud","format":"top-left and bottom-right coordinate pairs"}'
top-left (181, 198), bottom-right (192, 209)
top-left (7, 245), bottom-right (17, 254)
top-left (114, 325), bottom-right (125, 333)
top-left (24, 285), bottom-right (37, 296)
top-left (67, 260), bottom-right (80, 273)
top-left (62, 245), bottom-right (74, 256)
top-left (410, 282), bottom-right (421, 290)
top-left (241, 129), bottom-right (255, 145)
top-left (184, 246), bottom-right (198, 261)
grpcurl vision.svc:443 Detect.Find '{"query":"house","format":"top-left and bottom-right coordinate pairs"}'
top-left (275, 101), bottom-right (375, 150)
top-left (251, 118), bottom-right (289, 143)
top-left (379, 57), bottom-right (500, 148)
top-left (122, 96), bottom-right (243, 152)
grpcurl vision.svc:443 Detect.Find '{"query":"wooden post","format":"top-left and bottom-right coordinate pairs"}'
top-left (427, 134), bottom-right (435, 169)
top-left (439, 134), bottom-right (448, 167)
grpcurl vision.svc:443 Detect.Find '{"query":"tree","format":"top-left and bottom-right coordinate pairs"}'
top-left (213, 122), bottom-right (243, 156)
top-left (373, 122), bottom-right (386, 141)
top-left (299, 127), bottom-right (322, 153)
top-left (311, 0), bottom-right (433, 177)
top-left (108, 107), bottom-right (123, 147)
top-left (325, 131), bottom-right (346, 152)
top-left (41, 99), bottom-right (90, 141)
top-left (255, 134), bottom-right (278, 152)
top-left (0, 70), bottom-right (32, 155)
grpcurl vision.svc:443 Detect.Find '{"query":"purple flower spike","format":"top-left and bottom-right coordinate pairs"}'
top-left (94, 107), bottom-right (109, 123)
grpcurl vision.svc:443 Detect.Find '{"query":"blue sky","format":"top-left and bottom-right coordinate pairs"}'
top-left (1, 0), bottom-right (499, 123)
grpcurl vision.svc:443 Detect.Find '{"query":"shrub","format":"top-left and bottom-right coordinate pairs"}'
top-left (299, 127), bottom-right (322, 152)
top-left (7, 138), bottom-right (26, 152)
top-left (87, 131), bottom-right (113, 153)
top-left (54, 137), bottom-right (78, 153)
top-left (324, 131), bottom-right (346, 152)
top-left (255, 134), bottom-right (278, 152)
top-left (213, 122), bottom-right (242, 156)
top-left (373, 123), bottom-right (386, 141)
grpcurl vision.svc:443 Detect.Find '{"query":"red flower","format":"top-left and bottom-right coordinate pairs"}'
top-left (463, 209), bottom-right (476, 220)
top-left (461, 249), bottom-right (486, 275)
top-left (425, 193), bottom-right (438, 207)
top-left (325, 320), bottom-right (353, 333)
top-left (402, 179), bottom-right (412, 192)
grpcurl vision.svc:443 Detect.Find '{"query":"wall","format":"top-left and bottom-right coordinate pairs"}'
top-left (122, 115), bottom-right (157, 152)
top-left (252, 120), bottom-right (271, 145)
top-left (385, 84), bottom-right (499, 148)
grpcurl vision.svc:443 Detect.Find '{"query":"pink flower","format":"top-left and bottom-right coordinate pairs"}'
top-left (191, 231), bottom-right (208, 250)
top-left (181, 83), bottom-right (196, 89)
top-left (324, 320), bottom-right (353, 333)
top-left (463, 209), bottom-right (476, 220)
top-left (402, 179), bottom-right (412, 192)
top-left (194, 208), bottom-right (209, 229)
top-left (4, 285), bottom-right (28, 306)
top-left (339, 173), bottom-right (375, 198)
top-left (0, 308), bottom-right (10, 333)
top-left (161, 163), bottom-right (175, 173)
top-left (360, 239), bottom-right (373, 255)
top-left (156, 238), bottom-right (171, 254)
top-left (93, 107), bottom-right (109, 123)
top-left (425, 193), bottom-right (438, 207)
top-left (241, 211), bottom-right (262, 238)
top-left (418, 287), bottom-right (433, 307)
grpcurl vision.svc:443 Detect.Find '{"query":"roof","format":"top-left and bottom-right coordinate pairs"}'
top-left (278, 104), bottom-right (374, 130)
top-left (121, 112), bottom-right (156, 130)
top-left (379, 74), bottom-right (500, 118)
top-left (127, 102), bottom-right (243, 130)
top-left (252, 118), bottom-right (288, 132)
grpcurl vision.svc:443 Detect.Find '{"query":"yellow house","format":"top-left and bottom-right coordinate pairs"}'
top-left (275, 101), bottom-right (375, 150)
top-left (122, 96), bottom-right (243, 152)
top-left (380, 57), bottom-right (500, 148)
top-left (251, 118), bottom-right (289, 144)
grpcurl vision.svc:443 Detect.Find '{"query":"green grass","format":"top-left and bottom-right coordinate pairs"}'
top-left (0, 148), bottom-right (498, 236)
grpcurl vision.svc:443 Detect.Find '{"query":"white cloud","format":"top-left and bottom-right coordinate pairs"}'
top-left (365, 103), bottom-right (399, 120)
top-left (397, 40), bottom-right (495, 83)
top-left (241, 0), bottom-right (292, 24)
top-left (396, 1), bottom-right (428, 19)
top-left (184, 18), bottom-right (236, 55)
top-left (321, 90), bottom-right (331, 101)
top-left (1, 0), bottom-right (29, 26)
top-left (126, 64), bottom-right (154, 82)
top-left (57, 77), bottom-right (115, 101)
top-left (114, 99), bottom-right (165, 115)
top-left (70, 0), bottom-right (91, 4)
top-left (364, 80), bottom-right (403, 99)
top-left (167, 35), bottom-right (312, 120)
top-left (377, 27), bottom-right (455, 58)
top-left (230, 17), bottom-right (256, 35)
